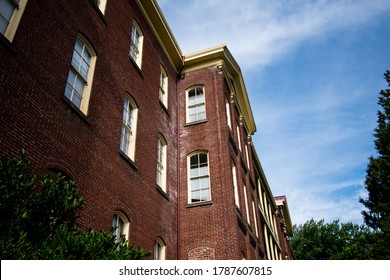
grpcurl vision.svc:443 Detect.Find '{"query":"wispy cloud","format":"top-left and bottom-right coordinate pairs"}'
top-left (158, 0), bottom-right (390, 225)
top-left (160, 0), bottom-right (390, 68)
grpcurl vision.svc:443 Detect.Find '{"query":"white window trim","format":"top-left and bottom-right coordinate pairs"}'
top-left (245, 144), bottom-right (250, 169)
top-left (1, 0), bottom-right (28, 42)
top-left (186, 85), bottom-right (206, 123)
top-left (112, 211), bottom-right (130, 242)
top-left (252, 199), bottom-right (259, 237)
top-left (64, 35), bottom-right (97, 115)
top-left (225, 97), bottom-right (231, 129)
top-left (154, 237), bottom-right (166, 260)
top-left (258, 179), bottom-right (264, 210)
top-left (159, 65), bottom-right (168, 108)
top-left (187, 152), bottom-right (211, 204)
top-left (129, 21), bottom-right (143, 68)
top-left (236, 124), bottom-right (242, 151)
top-left (243, 185), bottom-right (250, 225)
top-left (156, 135), bottom-right (167, 192)
top-left (231, 161), bottom-right (240, 208)
top-left (92, 0), bottom-right (107, 14)
top-left (120, 95), bottom-right (138, 161)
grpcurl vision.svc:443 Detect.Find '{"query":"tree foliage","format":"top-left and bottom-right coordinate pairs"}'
top-left (0, 150), bottom-right (150, 260)
top-left (359, 70), bottom-right (390, 259)
top-left (291, 219), bottom-right (374, 260)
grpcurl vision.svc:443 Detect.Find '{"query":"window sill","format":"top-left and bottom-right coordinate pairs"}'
top-left (156, 185), bottom-right (169, 201)
top-left (118, 149), bottom-right (138, 170)
top-left (237, 215), bottom-right (247, 235)
top-left (159, 99), bottom-right (169, 116)
top-left (0, 33), bottom-right (16, 53)
top-left (184, 119), bottom-right (207, 127)
top-left (62, 96), bottom-right (91, 124)
top-left (89, 0), bottom-right (107, 25)
top-left (128, 56), bottom-right (144, 79)
top-left (186, 200), bottom-right (213, 208)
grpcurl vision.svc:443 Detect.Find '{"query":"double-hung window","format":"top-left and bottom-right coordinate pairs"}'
top-left (188, 152), bottom-right (210, 203)
top-left (159, 66), bottom-right (168, 107)
top-left (156, 135), bottom-right (167, 191)
top-left (0, 0), bottom-right (28, 42)
top-left (112, 212), bottom-right (129, 243)
top-left (120, 95), bottom-right (138, 161)
top-left (129, 22), bottom-right (143, 68)
top-left (154, 238), bottom-right (166, 260)
top-left (186, 86), bottom-right (206, 123)
top-left (65, 36), bottom-right (96, 114)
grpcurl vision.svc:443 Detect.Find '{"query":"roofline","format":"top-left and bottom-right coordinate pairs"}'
top-left (135, 0), bottom-right (183, 72)
top-left (251, 146), bottom-right (277, 209)
top-left (183, 45), bottom-right (256, 134)
top-left (274, 196), bottom-right (293, 236)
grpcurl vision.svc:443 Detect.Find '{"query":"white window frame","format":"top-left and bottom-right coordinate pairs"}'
top-left (245, 143), bottom-right (250, 169)
top-left (225, 97), bottom-right (231, 129)
top-left (156, 135), bottom-right (167, 192)
top-left (129, 21), bottom-right (143, 68)
top-left (231, 161), bottom-right (240, 208)
top-left (154, 238), bottom-right (166, 260)
top-left (112, 212), bottom-right (130, 242)
top-left (159, 65), bottom-right (168, 108)
top-left (0, 0), bottom-right (28, 42)
top-left (91, 0), bottom-right (107, 14)
top-left (188, 152), bottom-right (211, 203)
top-left (64, 35), bottom-right (97, 114)
top-left (236, 124), bottom-right (242, 151)
top-left (186, 86), bottom-right (206, 123)
top-left (244, 185), bottom-right (250, 225)
top-left (257, 179), bottom-right (264, 210)
top-left (120, 95), bottom-right (138, 161)
top-left (252, 199), bottom-right (259, 237)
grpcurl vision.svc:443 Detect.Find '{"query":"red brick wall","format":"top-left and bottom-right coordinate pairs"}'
top-left (0, 0), bottom-right (178, 259)
top-left (177, 66), bottom-right (263, 259)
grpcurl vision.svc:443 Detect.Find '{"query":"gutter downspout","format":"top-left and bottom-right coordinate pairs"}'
top-left (176, 56), bottom-right (185, 259)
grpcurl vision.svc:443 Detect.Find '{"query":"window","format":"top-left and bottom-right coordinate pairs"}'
top-left (244, 185), bottom-right (250, 225)
top-left (0, 0), bottom-right (28, 42)
top-left (156, 135), bottom-right (167, 191)
top-left (154, 238), bottom-right (166, 260)
top-left (252, 199), bottom-right (259, 237)
top-left (91, 0), bottom-right (107, 14)
top-left (120, 95), bottom-right (138, 161)
top-left (129, 22), bottom-right (143, 68)
top-left (225, 97), bottom-right (231, 129)
top-left (159, 66), bottom-right (168, 108)
top-left (236, 124), bottom-right (242, 151)
top-left (231, 161), bottom-right (240, 208)
top-left (188, 152), bottom-right (210, 203)
top-left (64, 36), bottom-right (96, 114)
top-left (245, 144), bottom-right (250, 168)
top-left (257, 179), bottom-right (264, 210)
top-left (112, 212), bottom-right (130, 242)
top-left (186, 86), bottom-right (206, 123)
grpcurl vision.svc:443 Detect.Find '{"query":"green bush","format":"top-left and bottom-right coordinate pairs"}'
top-left (0, 150), bottom-right (150, 260)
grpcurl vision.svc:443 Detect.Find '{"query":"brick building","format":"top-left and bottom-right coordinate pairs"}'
top-left (0, 0), bottom-right (294, 260)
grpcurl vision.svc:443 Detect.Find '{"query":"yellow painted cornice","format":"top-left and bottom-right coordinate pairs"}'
top-left (275, 196), bottom-right (293, 236)
top-left (135, 0), bottom-right (183, 72)
top-left (183, 45), bottom-right (256, 134)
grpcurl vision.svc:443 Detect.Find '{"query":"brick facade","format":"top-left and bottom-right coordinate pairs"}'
top-left (0, 0), bottom-right (294, 260)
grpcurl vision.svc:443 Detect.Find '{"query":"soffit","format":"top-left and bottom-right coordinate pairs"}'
top-left (135, 0), bottom-right (183, 73)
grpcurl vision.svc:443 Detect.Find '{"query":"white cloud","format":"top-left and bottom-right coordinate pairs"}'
top-left (157, 0), bottom-right (389, 226)
top-left (159, 0), bottom-right (390, 69)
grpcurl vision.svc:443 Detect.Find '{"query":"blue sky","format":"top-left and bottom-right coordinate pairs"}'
top-left (157, 0), bottom-right (390, 225)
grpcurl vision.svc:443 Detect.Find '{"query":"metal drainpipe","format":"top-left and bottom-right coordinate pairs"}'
top-left (176, 56), bottom-right (185, 260)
